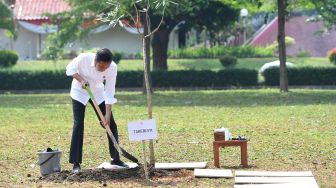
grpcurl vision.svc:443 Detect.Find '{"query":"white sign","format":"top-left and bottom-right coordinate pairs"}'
top-left (128, 119), bottom-right (157, 141)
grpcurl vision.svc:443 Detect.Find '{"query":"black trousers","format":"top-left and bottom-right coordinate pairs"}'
top-left (69, 99), bottom-right (119, 164)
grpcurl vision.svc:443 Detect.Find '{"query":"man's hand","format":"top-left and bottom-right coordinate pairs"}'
top-left (105, 113), bottom-right (111, 127)
top-left (80, 80), bottom-right (89, 89)
top-left (72, 73), bottom-right (88, 89)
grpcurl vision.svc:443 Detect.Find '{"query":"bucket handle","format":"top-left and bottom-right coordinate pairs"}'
top-left (37, 153), bottom-right (56, 166)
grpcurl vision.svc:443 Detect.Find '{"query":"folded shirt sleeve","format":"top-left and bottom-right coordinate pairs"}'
top-left (66, 55), bottom-right (81, 76)
top-left (104, 65), bottom-right (118, 104)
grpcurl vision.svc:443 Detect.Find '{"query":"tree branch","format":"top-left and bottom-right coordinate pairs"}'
top-left (144, 7), bottom-right (165, 38)
top-left (133, 1), bottom-right (143, 37)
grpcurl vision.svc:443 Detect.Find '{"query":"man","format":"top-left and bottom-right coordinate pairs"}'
top-left (66, 48), bottom-right (127, 173)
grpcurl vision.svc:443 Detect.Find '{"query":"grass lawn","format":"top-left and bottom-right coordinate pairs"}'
top-left (0, 89), bottom-right (335, 187)
top-left (3, 57), bottom-right (332, 71)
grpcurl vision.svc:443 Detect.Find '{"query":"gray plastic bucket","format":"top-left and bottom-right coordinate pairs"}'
top-left (37, 149), bottom-right (62, 176)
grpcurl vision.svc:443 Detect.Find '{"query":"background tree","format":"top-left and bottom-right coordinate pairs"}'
top-left (0, 0), bottom-right (15, 39)
top-left (44, 0), bottom-right (239, 71)
top-left (223, 0), bottom-right (289, 91)
top-left (186, 1), bottom-right (239, 47)
top-left (309, 0), bottom-right (336, 29)
top-left (149, 0), bottom-right (238, 70)
top-left (222, 0), bottom-right (316, 92)
top-left (277, 0), bottom-right (288, 92)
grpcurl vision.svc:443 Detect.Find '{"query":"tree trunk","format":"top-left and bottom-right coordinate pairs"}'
top-left (142, 16), bottom-right (153, 94)
top-left (142, 37), bottom-right (152, 178)
top-left (141, 14), bottom-right (155, 166)
top-left (144, 37), bottom-right (152, 93)
top-left (152, 27), bottom-right (170, 70)
top-left (277, 0), bottom-right (288, 92)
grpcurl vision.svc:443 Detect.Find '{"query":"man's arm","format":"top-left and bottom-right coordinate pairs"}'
top-left (66, 55), bottom-right (87, 89)
top-left (72, 73), bottom-right (88, 89)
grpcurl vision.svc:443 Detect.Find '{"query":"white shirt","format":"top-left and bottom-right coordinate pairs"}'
top-left (66, 53), bottom-right (117, 105)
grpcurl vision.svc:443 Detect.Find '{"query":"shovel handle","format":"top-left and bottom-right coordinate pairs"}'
top-left (85, 85), bottom-right (123, 154)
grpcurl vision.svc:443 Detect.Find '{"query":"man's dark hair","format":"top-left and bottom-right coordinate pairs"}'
top-left (95, 48), bottom-right (113, 62)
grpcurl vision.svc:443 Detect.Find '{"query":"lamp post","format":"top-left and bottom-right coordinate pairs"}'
top-left (240, 8), bottom-right (248, 45)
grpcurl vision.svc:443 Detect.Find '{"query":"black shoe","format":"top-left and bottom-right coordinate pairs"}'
top-left (72, 163), bottom-right (81, 173)
top-left (111, 159), bottom-right (129, 168)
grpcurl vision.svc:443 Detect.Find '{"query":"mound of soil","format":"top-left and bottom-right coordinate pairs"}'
top-left (40, 165), bottom-right (192, 184)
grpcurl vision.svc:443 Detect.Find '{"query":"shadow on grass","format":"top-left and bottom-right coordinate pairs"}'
top-left (1, 90), bottom-right (336, 108)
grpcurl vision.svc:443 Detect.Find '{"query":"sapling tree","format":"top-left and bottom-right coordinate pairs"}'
top-left (98, 0), bottom-right (175, 179)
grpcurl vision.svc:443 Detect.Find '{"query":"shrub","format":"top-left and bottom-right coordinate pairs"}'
top-left (0, 70), bottom-right (72, 90)
top-left (0, 50), bottom-right (19, 68)
top-left (263, 67), bottom-right (336, 85)
top-left (168, 46), bottom-right (273, 59)
top-left (124, 52), bottom-right (143, 59)
top-left (215, 69), bottom-right (258, 86)
top-left (151, 70), bottom-right (216, 87)
top-left (327, 48), bottom-right (336, 65)
top-left (61, 50), bottom-right (78, 59)
top-left (116, 71), bottom-right (143, 87)
top-left (79, 48), bottom-right (122, 64)
top-left (259, 60), bottom-right (295, 74)
top-left (111, 50), bottom-right (122, 64)
top-left (219, 55), bottom-right (238, 68)
top-left (285, 36), bottom-right (296, 46)
top-left (41, 46), bottom-right (63, 60)
top-left (297, 50), bottom-right (311, 58)
top-left (0, 69), bottom-right (259, 90)
top-left (266, 36), bottom-right (296, 55)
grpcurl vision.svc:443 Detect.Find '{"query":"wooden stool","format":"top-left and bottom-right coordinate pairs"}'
top-left (213, 140), bottom-right (248, 168)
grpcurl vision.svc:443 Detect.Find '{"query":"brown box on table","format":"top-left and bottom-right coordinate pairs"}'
top-left (214, 131), bottom-right (225, 141)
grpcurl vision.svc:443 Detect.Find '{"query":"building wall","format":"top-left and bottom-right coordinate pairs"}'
top-left (0, 27), bottom-right (38, 60)
top-left (168, 29), bottom-right (179, 49)
top-left (0, 24), bottom-right (179, 60)
top-left (67, 25), bottom-right (142, 54)
top-left (0, 25), bottom-right (39, 60)
top-left (14, 25), bottom-right (39, 59)
top-left (285, 16), bottom-right (336, 57)
top-left (251, 16), bottom-right (336, 57)
top-left (68, 25), bottom-right (179, 54)
top-left (0, 30), bottom-right (12, 50)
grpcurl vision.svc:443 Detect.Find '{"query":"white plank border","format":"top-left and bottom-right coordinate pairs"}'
top-left (234, 182), bottom-right (319, 188)
top-left (194, 169), bottom-right (233, 178)
top-left (235, 177), bottom-right (318, 184)
top-left (97, 162), bottom-right (138, 170)
top-left (155, 162), bottom-right (207, 169)
top-left (235, 171), bottom-right (313, 177)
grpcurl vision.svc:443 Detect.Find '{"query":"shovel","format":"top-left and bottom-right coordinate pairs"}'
top-left (85, 85), bottom-right (139, 164)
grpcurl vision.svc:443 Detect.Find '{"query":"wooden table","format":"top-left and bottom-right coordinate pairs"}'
top-left (213, 140), bottom-right (248, 168)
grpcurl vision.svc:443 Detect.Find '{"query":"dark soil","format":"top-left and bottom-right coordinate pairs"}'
top-left (38, 165), bottom-right (192, 185)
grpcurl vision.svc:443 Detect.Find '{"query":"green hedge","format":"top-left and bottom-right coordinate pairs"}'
top-left (0, 71), bottom-right (72, 90)
top-left (215, 69), bottom-right (258, 86)
top-left (0, 69), bottom-right (258, 90)
top-left (168, 46), bottom-right (273, 59)
top-left (263, 67), bottom-right (336, 85)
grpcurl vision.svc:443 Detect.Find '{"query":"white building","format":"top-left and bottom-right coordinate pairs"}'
top-left (0, 0), bottom-right (179, 60)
